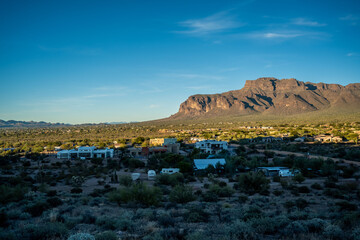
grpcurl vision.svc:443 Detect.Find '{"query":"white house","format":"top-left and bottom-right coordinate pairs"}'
top-left (57, 146), bottom-right (114, 159)
top-left (195, 140), bottom-right (228, 154)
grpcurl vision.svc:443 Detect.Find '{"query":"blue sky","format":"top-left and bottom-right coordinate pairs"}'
top-left (0, 0), bottom-right (359, 124)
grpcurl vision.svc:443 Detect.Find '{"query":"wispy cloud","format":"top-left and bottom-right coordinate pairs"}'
top-left (162, 73), bottom-right (224, 80)
top-left (291, 18), bottom-right (326, 27)
top-left (149, 104), bottom-right (160, 109)
top-left (241, 30), bottom-right (328, 40)
top-left (175, 11), bottom-right (244, 36)
top-left (347, 52), bottom-right (359, 57)
top-left (339, 14), bottom-right (359, 25)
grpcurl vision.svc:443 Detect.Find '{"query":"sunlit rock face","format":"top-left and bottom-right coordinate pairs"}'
top-left (170, 77), bottom-right (360, 119)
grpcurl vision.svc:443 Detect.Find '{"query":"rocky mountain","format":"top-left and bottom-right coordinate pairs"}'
top-left (170, 77), bottom-right (360, 119)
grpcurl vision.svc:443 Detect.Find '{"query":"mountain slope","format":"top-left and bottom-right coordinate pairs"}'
top-left (170, 77), bottom-right (360, 119)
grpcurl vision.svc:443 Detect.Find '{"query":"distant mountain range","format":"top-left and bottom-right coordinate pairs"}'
top-left (0, 120), bottom-right (138, 128)
top-left (0, 120), bottom-right (70, 128)
top-left (170, 77), bottom-right (360, 119)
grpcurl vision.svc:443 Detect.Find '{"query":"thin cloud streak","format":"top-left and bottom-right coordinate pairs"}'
top-left (291, 18), bottom-right (326, 27)
top-left (162, 73), bottom-right (224, 80)
top-left (175, 11), bottom-right (244, 36)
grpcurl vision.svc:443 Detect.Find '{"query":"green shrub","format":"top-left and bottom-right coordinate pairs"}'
top-left (249, 217), bottom-right (276, 234)
top-left (119, 175), bottom-right (132, 187)
top-left (108, 183), bottom-right (162, 206)
top-left (25, 201), bottom-right (50, 217)
top-left (292, 173), bottom-right (305, 183)
top-left (201, 191), bottom-right (218, 202)
top-left (158, 213), bottom-right (175, 227)
top-left (273, 190), bottom-right (283, 196)
top-left (311, 183), bottom-right (323, 190)
top-left (186, 207), bottom-right (209, 223)
top-left (23, 222), bottom-right (68, 240)
top-left (0, 185), bottom-right (28, 204)
top-left (96, 216), bottom-right (117, 230)
top-left (323, 224), bottom-right (343, 239)
top-left (283, 220), bottom-right (308, 235)
top-left (68, 233), bottom-right (95, 240)
top-left (227, 220), bottom-right (256, 239)
top-left (95, 231), bottom-right (117, 240)
top-left (298, 186), bottom-right (310, 193)
top-left (71, 187), bottom-right (83, 194)
top-left (237, 172), bottom-right (270, 195)
top-left (335, 201), bottom-right (358, 211)
top-left (156, 173), bottom-right (184, 186)
top-left (208, 184), bottom-right (234, 198)
top-left (47, 197), bottom-right (63, 207)
top-left (169, 185), bottom-right (195, 203)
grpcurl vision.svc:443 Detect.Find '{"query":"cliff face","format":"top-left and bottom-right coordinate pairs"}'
top-left (171, 77), bottom-right (360, 118)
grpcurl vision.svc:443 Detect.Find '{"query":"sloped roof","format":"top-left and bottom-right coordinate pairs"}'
top-left (194, 158), bottom-right (226, 170)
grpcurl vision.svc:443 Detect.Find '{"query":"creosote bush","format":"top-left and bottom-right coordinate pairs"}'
top-left (68, 233), bottom-right (95, 240)
top-left (108, 182), bottom-right (162, 206)
top-left (169, 185), bottom-right (195, 203)
top-left (236, 172), bottom-right (270, 195)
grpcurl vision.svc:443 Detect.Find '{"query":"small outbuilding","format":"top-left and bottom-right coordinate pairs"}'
top-left (160, 168), bottom-right (180, 174)
top-left (147, 170), bottom-right (156, 180)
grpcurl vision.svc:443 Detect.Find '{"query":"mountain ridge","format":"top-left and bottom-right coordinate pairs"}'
top-left (170, 77), bottom-right (360, 119)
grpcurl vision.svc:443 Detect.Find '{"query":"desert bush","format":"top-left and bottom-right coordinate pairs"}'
top-left (0, 210), bottom-right (8, 227)
top-left (226, 220), bottom-right (256, 239)
top-left (242, 206), bottom-right (263, 221)
top-left (208, 184), bottom-right (234, 198)
top-left (22, 222), bottom-right (68, 240)
top-left (292, 173), bottom-right (305, 183)
top-left (351, 227), bottom-right (360, 240)
top-left (68, 233), bottom-right (95, 240)
top-left (305, 218), bottom-right (327, 233)
top-left (0, 229), bottom-right (16, 240)
top-left (186, 206), bottom-right (209, 223)
top-left (201, 191), bottom-right (218, 202)
top-left (298, 186), bottom-right (310, 193)
top-left (283, 220), bottom-right (308, 235)
top-left (238, 194), bottom-right (249, 203)
top-left (116, 213), bottom-right (135, 232)
top-left (96, 216), bottom-right (117, 230)
top-left (108, 183), bottom-right (162, 206)
top-left (25, 201), bottom-right (50, 217)
top-left (273, 189), bottom-right (283, 196)
top-left (158, 213), bottom-right (175, 227)
top-left (311, 183), bottom-right (323, 190)
top-left (295, 198), bottom-right (309, 209)
top-left (0, 185), bottom-right (28, 204)
top-left (323, 224), bottom-right (343, 239)
top-left (81, 211), bottom-right (97, 224)
top-left (47, 197), bottom-right (63, 207)
top-left (71, 187), bottom-right (83, 194)
top-left (169, 185), bottom-right (195, 203)
top-left (335, 200), bottom-right (358, 211)
top-left (324, 188), bottom-right (343, 199)
top-left (236, 172), bottom-right (270, 195)
top-left (156, 173), bottom-right (184, 186)
top-left (119, 175), bottom-right (132, 187)
top-left (249, 217), bottom-right (276, 234)
top-left (95, 231), bottom-right (117, 240)
top-left (272, 175), bottom-right (281, 182)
